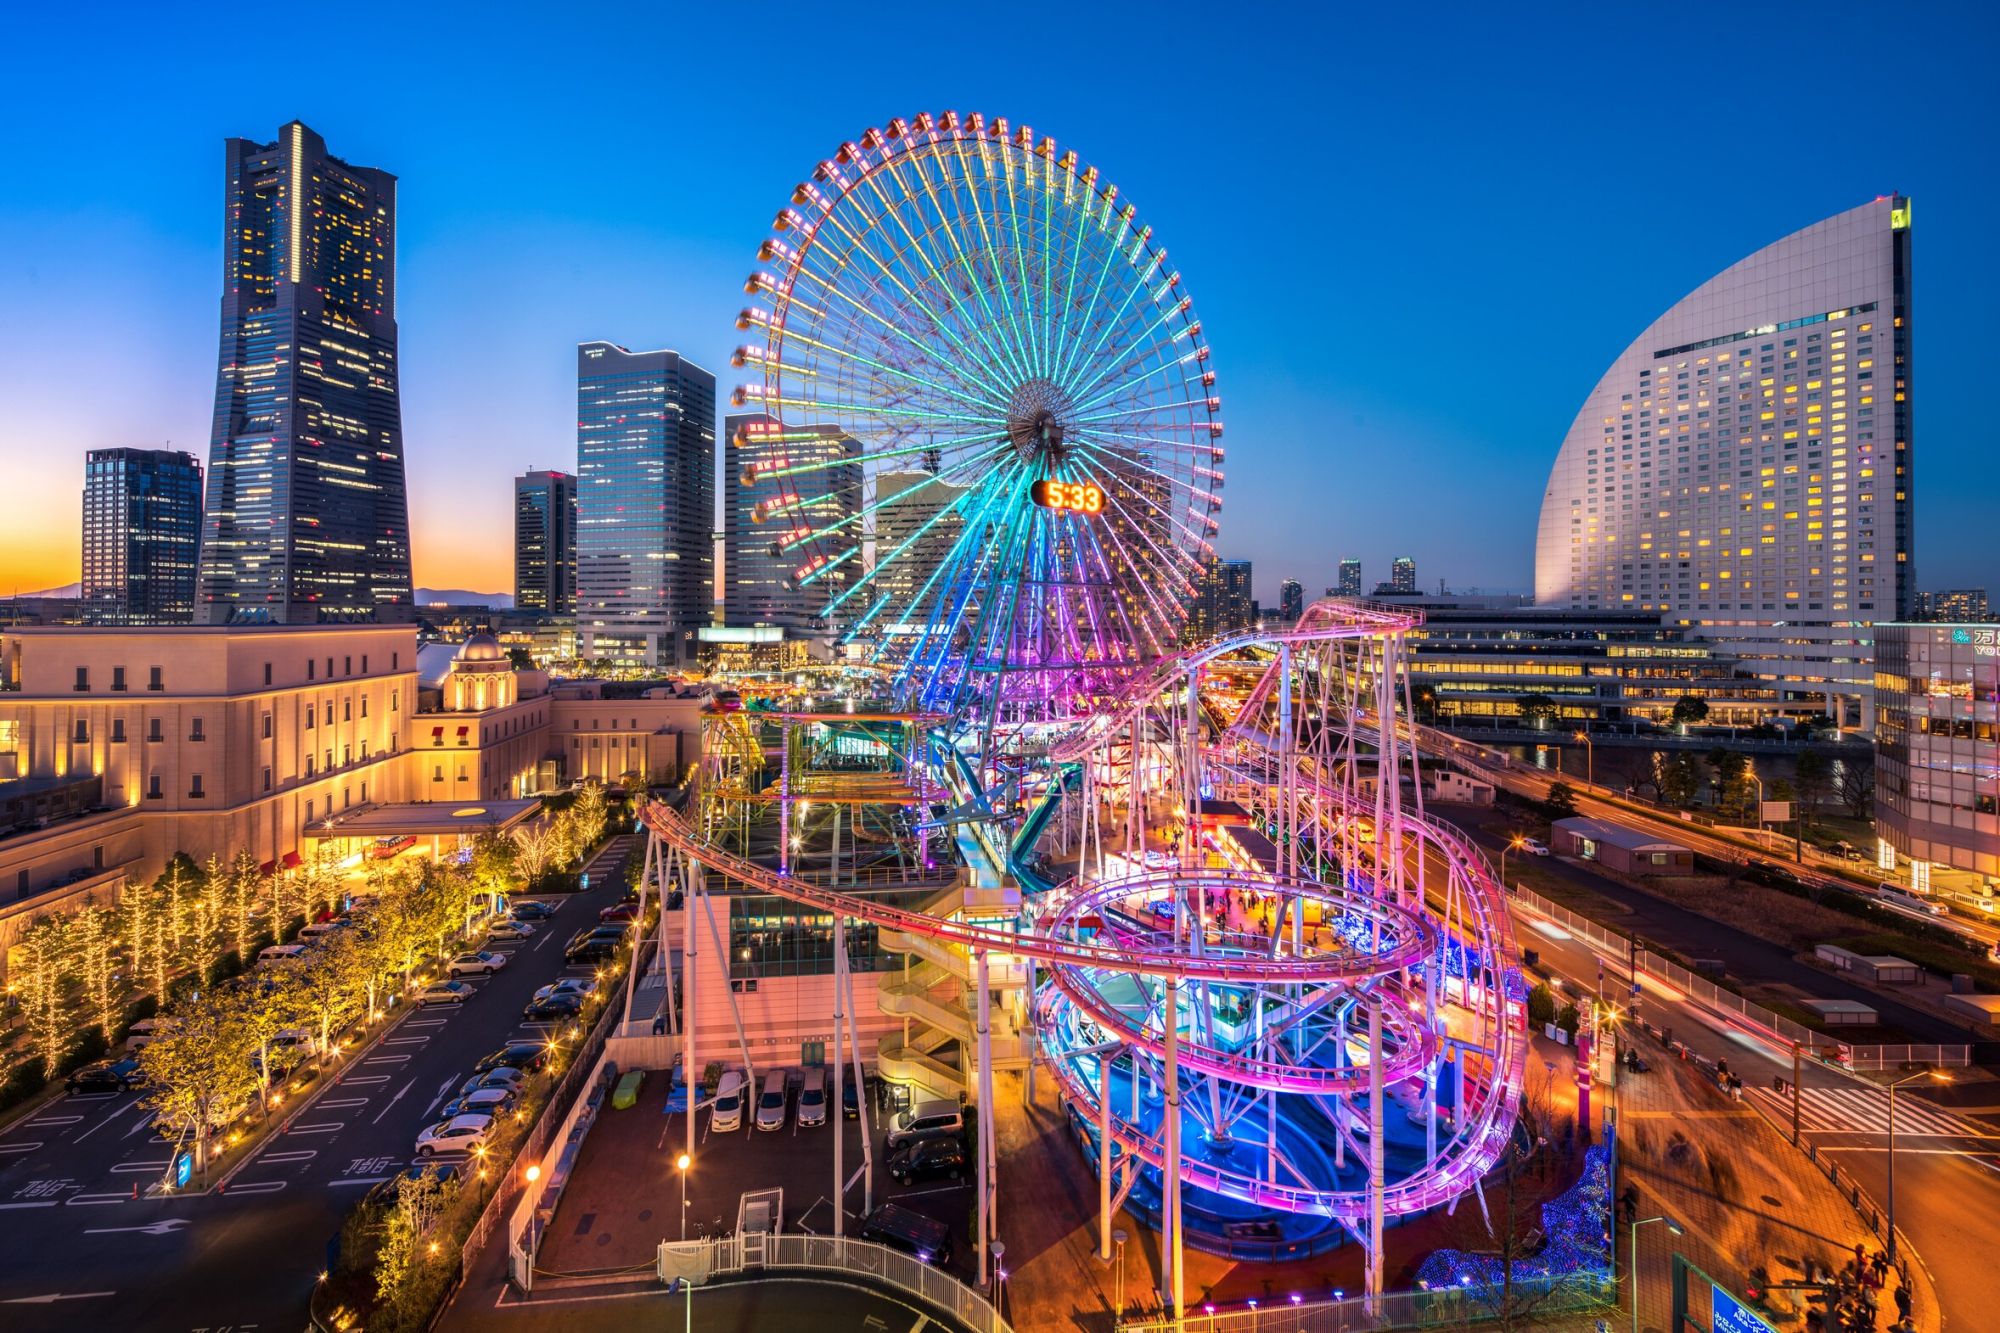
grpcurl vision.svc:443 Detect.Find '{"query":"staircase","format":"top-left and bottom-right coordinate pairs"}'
top-left (875, 896), bottom-right (1030, 1103)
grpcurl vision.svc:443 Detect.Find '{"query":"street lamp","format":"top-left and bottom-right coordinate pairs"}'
top-left (1887, 1071), bottom-right (1950, 1265)
top-left (1629, 1213), bottom-right (1685, 1333)
top-left (1573, 730), bottom-right (1593, 789)
top-left (1111, 1226), bottom-right (1129, 1316)
top-left (1499, 835), bottom-right (1526, 888)
top-left (676, 1151), bottom-right (694, 1333)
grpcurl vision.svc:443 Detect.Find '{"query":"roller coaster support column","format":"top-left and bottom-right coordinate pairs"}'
top-left (1368, 994), bottom-right (1386, 1306)
top-left (779, 715), bottom-right (793, 875)
top-left (1024, 954), bottom-right (1036, 1104)
top-left (1098, 1049), bottom-right (1114, 1262)
top-left (1164, 973), bottom-right (1184, 1320)
top-left (976, 948), bottom-right (995, 1289)
top-left (833, 914), bottom-right (847, 1237)
top-left (684, 856), bottom-right (699, 1179)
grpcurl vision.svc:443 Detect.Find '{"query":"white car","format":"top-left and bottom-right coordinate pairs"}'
top-left (1519, 838), bottom-right (1551, 856)
top-left (458, 1066), bottom-right (528, 1099)
top-left (709, 1069), bottom-right (747, 1133)
top-left (415, 1112), bottom-right (494, 1157)
top-left (532, 978), bottom-right (597, 1005)
top-left (448, 951), bottom-right (508, 977)
top-left (439, 1086), bottom-right (518, 1120)
top-left (487, 920), bottom-right (536, 941)
top-left (417, 980), bottom-right (473, 1007)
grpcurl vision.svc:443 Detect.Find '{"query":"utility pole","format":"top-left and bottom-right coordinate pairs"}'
top-left (1791, 1043), bottom-right (1803, 1145)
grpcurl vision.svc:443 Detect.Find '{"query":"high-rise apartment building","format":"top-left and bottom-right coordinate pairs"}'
top-left (1278, 579), bottom-right (1304, 624)
top-left (81, 449), bottom-right (203, 625)
top-left (1536, 196), bottom-right (1913, 726)
top-left (1918, 589), bottom-right (1990, 623)
top-left (872, 469), bottom-right (969, 638)
top-left (574, 342), bottom-right (715, 667)
top-left (1389, 557), bottom-right (1417, 595)
top-left (723, 413), bottom-right (861, 640)
top-left (1336, 558), bottom-right (1363, 599)
top-left (1874, 622), bottom-right (1999, 880)
top-left (196, 121), bottom-right (413, 625)
top-left (513, 470), bottom-right (576, 615)
top-left (1187, 557), bottom-right (1254, 643)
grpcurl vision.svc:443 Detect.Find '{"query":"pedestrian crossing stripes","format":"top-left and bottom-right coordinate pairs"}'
top-left (1749, 1085), bottom-right (1997, 1138)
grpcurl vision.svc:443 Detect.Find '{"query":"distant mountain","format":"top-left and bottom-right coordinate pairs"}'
top-left (415, 587), bottom-right (513, 608)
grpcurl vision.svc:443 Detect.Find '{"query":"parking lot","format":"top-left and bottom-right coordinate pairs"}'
top-left (536, 1064), bottom-right (979, 1285)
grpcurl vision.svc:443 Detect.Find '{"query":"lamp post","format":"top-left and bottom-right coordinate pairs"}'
top-left (1888, 1071), bottom-right (1949, 1265)
top-left (1747, 772), bottom-right (1764, 838)
top-left (1629, 1213), bottom-right (1684, 1333)
top-left (1112, 1226), bottom-right (1128, 1316)
top-left (1499, 835), bottom-right (1525, 888)
top-left (676, 1152), bottom-right (693, 1333)
top-left (1573, 730), bottom-right (1594, 789)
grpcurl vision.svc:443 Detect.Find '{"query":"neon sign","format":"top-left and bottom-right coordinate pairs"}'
top-left (1030, 479), bottom-right (1104, 515)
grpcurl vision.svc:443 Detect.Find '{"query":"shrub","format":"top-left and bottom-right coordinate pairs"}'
top-left (1527, 983), bottom-right (1557, 1028)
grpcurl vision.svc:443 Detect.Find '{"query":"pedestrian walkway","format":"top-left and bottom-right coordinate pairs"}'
top-left (1749, 1084), bottom-right (1999, 1139)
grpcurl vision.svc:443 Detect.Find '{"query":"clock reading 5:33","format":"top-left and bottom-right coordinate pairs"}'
top-left (1030, 478), bottom-right (1104, 515)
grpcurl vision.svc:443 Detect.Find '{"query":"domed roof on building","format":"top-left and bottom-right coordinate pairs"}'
top-left (458, 632), bottom-right (504, 662)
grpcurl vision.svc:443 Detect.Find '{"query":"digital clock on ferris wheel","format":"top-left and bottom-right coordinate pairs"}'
top-left (1030, 478), bottom-right (1104, 515)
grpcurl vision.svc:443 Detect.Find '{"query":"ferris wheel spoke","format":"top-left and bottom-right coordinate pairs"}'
top-left (750, 316), bottom-right (1003, 419)
top-left (1072, 495), bottom-right (1189, 652)
top-left (994, 135), bottom-right (1046, 377)
top-left (750, 431), bottom-right (1007, 488)
top-left (900, 149), bottom-right (1034, 390)
top-left (767, 258), bottom-right (1004, 411)
top-left (1063, 304), bottom-right (1194, 411)
top-left (946, 137), bottom-right (1040, 387)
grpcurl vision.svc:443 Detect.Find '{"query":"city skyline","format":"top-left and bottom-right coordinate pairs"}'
top-left (2, 7), bottom-right (1994, 607)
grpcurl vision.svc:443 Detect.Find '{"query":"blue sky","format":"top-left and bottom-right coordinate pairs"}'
top-left (2, 2), bottom-right (1994, 601)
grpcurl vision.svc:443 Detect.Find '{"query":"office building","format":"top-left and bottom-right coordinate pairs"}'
top-left (81, 449), bottom-right (203, 625)
top-left (1918, 589), bottom-right (1990, 623)
top-left (872, 469), bottom-right (969, 638)
top-left (1536, 196), bottom-right (1914, 727)
top-left (723, 413), bottom-right (861, 641)
top-left (1187, 557), bottom-right (1254, 643)
top-left (574, 342), bottom-right (715, 667)
top-left (1278, 579), bottom-right (1304, 624)
top-left (513, 470), bottom-right (576, 615)
top-left (1388, 557), bottom-right (1417, 595)
top-left (1336, 558), bottom-right (1362, 599)
top-left (1874, 622), bottom-right (1999, 881)
top-left (196, 122), bottom-right (414, 625)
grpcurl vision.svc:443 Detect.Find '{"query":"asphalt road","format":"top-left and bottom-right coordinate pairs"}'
top-left (0, 835), bottom-right (636, 1331)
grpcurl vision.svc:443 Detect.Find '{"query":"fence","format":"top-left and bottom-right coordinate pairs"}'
top-left (654, 1232), bottom-right (1014, 1333)
top-left (1116, 1274), bottom-right (1614, 1332)
top-left (1844, 1043), bottom-right (1973, 1070)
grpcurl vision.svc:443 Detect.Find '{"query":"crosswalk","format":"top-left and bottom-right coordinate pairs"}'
top-left (1748, 1084), bottom-right (1998, 1138)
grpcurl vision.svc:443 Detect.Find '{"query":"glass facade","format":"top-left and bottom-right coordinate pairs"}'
top-left (82, 448), bottom-right (202, 625)
top-left (513, 470), bottom-right (576, 614)
top-left (197, 122), bottom-right (413, 625)
top-left (575, 342), bottom-right (714, 667)
top-left (1536, 197), bottom-right (1913, 726)
top-left (721, 412), bottom-right (860, 638)
top-left (1874, 623), bottom-right (2000, 878)
top-left (1336, 559), bottom-right (1362, 598)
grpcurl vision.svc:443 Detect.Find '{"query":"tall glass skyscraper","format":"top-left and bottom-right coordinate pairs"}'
top-left (82, 448), bottom-right (203, 625)
top-left (196, 121), bottom-right (413, 624)
top-left (722, 412), bottom-right (860, 640)
top-left (1536, 196), bottom-right (1913, 726)
top-left (575, 342), bottom-right (715, 667)
top-left (514, 470), bottom-right (576, 614)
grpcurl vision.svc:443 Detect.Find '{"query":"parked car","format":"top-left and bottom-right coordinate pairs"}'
top-left (416, 980), bottom-right (474, 1007)
top-left (486, 920), bottom-right (536, 941)
top-left (258, 943), bottom-right (308, 966)
top-left (565, 937), bottom-right (619, 965)
top-left (448, 950), bottom-right (508, 977)
top-left (1518, 838), bottom-right (1550, 857)
top-left (363, 1162), bottom-right (458, 1210)
top-left (66, 1058), bottom-right (144, 1094)
top-left (522, 993), bottom-right (584, 1022)
top-left (123, 1017), bottom-right (169, 1052)
top-left (709, 1069), bottom-right (747, 1133)
top-left (510, 900), bottom-right (558, 922)
top-left (533, 978), bottom-right (598, 1004)
top-left (415, 1113), bottom-right (494, 1157)
top-left (439, 1086), bottom-right (518, 1121)
top-left (598, 902), bottom-right (641, 924)
top-left (458, 1066), bottom-right (529, 1099)
top-left (843, 1079), bottom-right (863, 1120)
top-left (796, 1068), bottom-right (827, 1128)
top-left (887, 1134), bottom-right (967, 1185)
top-left (755, 1069), bottom-right (790, 1132)
top-left (474, 1042), bottom-right (550, 1076)
top-left (371, 834), bottom-right (418, 860)
top-left (858, 1202), bottom-right (953, 1266)
top-left (884, 1099), bottom-right (964, 1150)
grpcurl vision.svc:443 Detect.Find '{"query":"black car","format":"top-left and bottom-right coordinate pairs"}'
top-left (887, 1134), bottom-right (966, 1185)
top-left (474, 1042), bottom-right (551, 1075)
top-left (1744, 860), bottom-right (1804, 890)
top-left (66, 1058), bottom-right (143, 1094)
top-left (362, 1162), bottom-right (460, 1211)
top-left (522, 993), bottom-right (584, 1022)
top-left (858, 1202), bottom-right (953, 1266)
top-left (510, 900), bottom-right (558, 921)
top-left (842, 1080), bottom-right (861, 1120)
top-left (565, 937), bottom-right (619, 964)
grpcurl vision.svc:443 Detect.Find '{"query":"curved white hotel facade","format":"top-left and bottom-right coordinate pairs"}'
top-left (1535, 196), bottom-right (1913, 726)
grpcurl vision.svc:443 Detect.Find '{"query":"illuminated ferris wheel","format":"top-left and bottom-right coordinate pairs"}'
top-left (734, 110), bottom-right (1224, 724)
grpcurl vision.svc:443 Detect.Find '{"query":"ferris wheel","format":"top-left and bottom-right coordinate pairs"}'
top-left (734, 111), bottom-right (1224, 724)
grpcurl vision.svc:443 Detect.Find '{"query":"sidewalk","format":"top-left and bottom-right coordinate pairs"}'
top-left (1618, 1031), bottom-right (1941, 1333)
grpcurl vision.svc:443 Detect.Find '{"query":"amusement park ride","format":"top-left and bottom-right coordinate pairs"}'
top-left (635, 112), bottom-right (1527, 1320)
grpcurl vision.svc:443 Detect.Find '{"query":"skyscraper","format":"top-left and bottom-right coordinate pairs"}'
top-left (1187, 557), bottom-right (1253, 643)
top-left (723, 413), bottom-right (861, 639)
top-left (1390, 556), bottom-right (1417, 594)
top-left (575, 342), bottom-right (715, 667)
top-left (872, 469), bottom-right (969, 637)
top-left (1535, 196), bottom-right (1913, 726)
top-left (1278, 579), bottom-right (1304, 624)
top-left (513, 470), bottom-right (576, 615)
top-left (196, 121), bottom-right (413, 624)
top-left (1918, 589), bottom-right (1989, 622)
top-left (81, 448), bottom-right (203, 625)
top-left (1336, 558), bottom-right (1362, 598)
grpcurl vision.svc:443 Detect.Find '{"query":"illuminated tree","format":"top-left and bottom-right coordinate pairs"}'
top-left (13, 917), bottom-right (76, 1079)
top-left (302, 843), bottom-right (344, 920)
top-left (571, 780), bottom-right (609, 850)
top-left (192, 855), bottom-right (229, 974)
top-left (225, 850), bottom-right (268, 964)
top-left (512, 821), bottom-right (558, 886)
top-left (137, 987), bottom-right (257, 1172)
top-left (234, 964), bottom-right (313, 1111)
top-left (66, 904), bottom-right (124, 1041)
top-left (375, 1164), bottom-right (458, 1307)
top-left (292, 931), bottom-right (366, 1064)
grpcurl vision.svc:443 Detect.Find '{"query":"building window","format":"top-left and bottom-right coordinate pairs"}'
top-left (306, 799), bottom-right (314, 823)
top-left (361, 781), bottom-right (368, 802)
top-left (111, 718), bottom-right (126, 743)
top-left (308, 659), bottom-right (315, 680)
top-left (344, 656), bottom-right (352, 676)
top-left (74, 666), bottom-right (88, 692)
top-left (343, 787), bottom-right (351, 809)
top-left (360, 697), bottom-right (368, 718)
top-left (148, 718), bottom-right (162, 742)
top-left (112, 666), bottom-right (126, 692)
top-left (190, 717), bottom-right (205, 741)
top-left (306, 705), bottom-right (315, 729)
top-left (93, 846), bottom-right (103, 870)
top-left (362, 655), bottom-right (369, 673)
top-left (189, 774), bottom-right (204, 799)
top-left (343, 699), bottom-right (351, 722)
top-left (263, 767), bottom-right (272, 792)
top-left (391, 690), bottom-right (399, 712)
top-left (342, 745), bottom-right (350, 766)
top-left (306, 755), bottom-right (316, 777)
top-left (326, 657), bottom-right (334, 679)
top-left (262, 712), bottom-right (273, 739)
top-left (433, 764), bottom-right (443, 783)
top-left (147, 774), bottom-right (162, 800)
top-left (393, 652), bottom-right (399, 670)
top-left (72, 719), bottom-right (89, 743)
top-left (264, 662), bottom-right (273, 686)
top-left (149, 666), bottom-right (163, 691)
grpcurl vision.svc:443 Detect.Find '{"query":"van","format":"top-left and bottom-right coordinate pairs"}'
top-left (884, 1098), bottom-right (963, 1150)
top-left (709, 1069), bottom-right (747, 1133)
top-left (299, 922), bottom-right (343, 942)
top-left (258, 944), bottom-right (308, 966)
top-left (123, 1017), bottom-right (167, 1053)
top-left (858, 1202), bottom-right (953, 1266)
top-left (796, 1068), bottom-right (827, 1128)
top-left (755, 1069), bottom-right (790, 1132)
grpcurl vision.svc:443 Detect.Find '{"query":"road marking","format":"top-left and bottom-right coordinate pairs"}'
top-left (83, 1217), bottom-right (190, 1236)
top-left (363, 1054), bottom-right (411, 1065)
top-left (0, 1141), bottom-right (43, 1155)
top-left (63, 1194), bottom-right (130, 1206)
top-left (372, 1079), bottom-right (416, 1125)
top-left (261, 1149), bottom-right (318, 1164)
top-left (343, 1075), bottom-right (391, 1086)
top-left (110, 1160), bottom-right (172, 1174)
top-left (287, 1121), bottom-right (345, 1135)
top-left (406, 1018), bottom-right (450, 1028)
top-left (318, 1098), bottom-right (371, 1110)
top-left (0, 1291), bottom-right (117, 1305)
top-left (329, 1176), bottom-right (392, 1187)
top-left (73, 1099), bottom-right (147, 1143)
top-left (1750, 1085), bottom-right (1999, 1138)
top-left (26, 1115), bottom-right (82, 1128)
top-left (0, 1201), bottom-right (58, 1210)
top-left (223, 1179), bottom-right (286, 1195)
top-left (384, 1036), bottom-right (430, 1047)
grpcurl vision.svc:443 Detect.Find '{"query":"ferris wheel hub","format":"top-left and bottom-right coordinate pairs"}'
top-left (1005, 376), bottom-right (1075, 463)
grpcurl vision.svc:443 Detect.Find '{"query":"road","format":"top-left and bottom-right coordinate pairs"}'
top-left (0, 835), bottom-right (637, 1332)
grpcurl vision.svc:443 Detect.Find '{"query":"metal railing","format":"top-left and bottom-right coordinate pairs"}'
top-left (655, 1232), bottom-right (1014, 1333)
top-left (1845, 1043), bottom-right (1973, 1070)
top-left (1116, 1274), bottom-right (1614, 1332)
